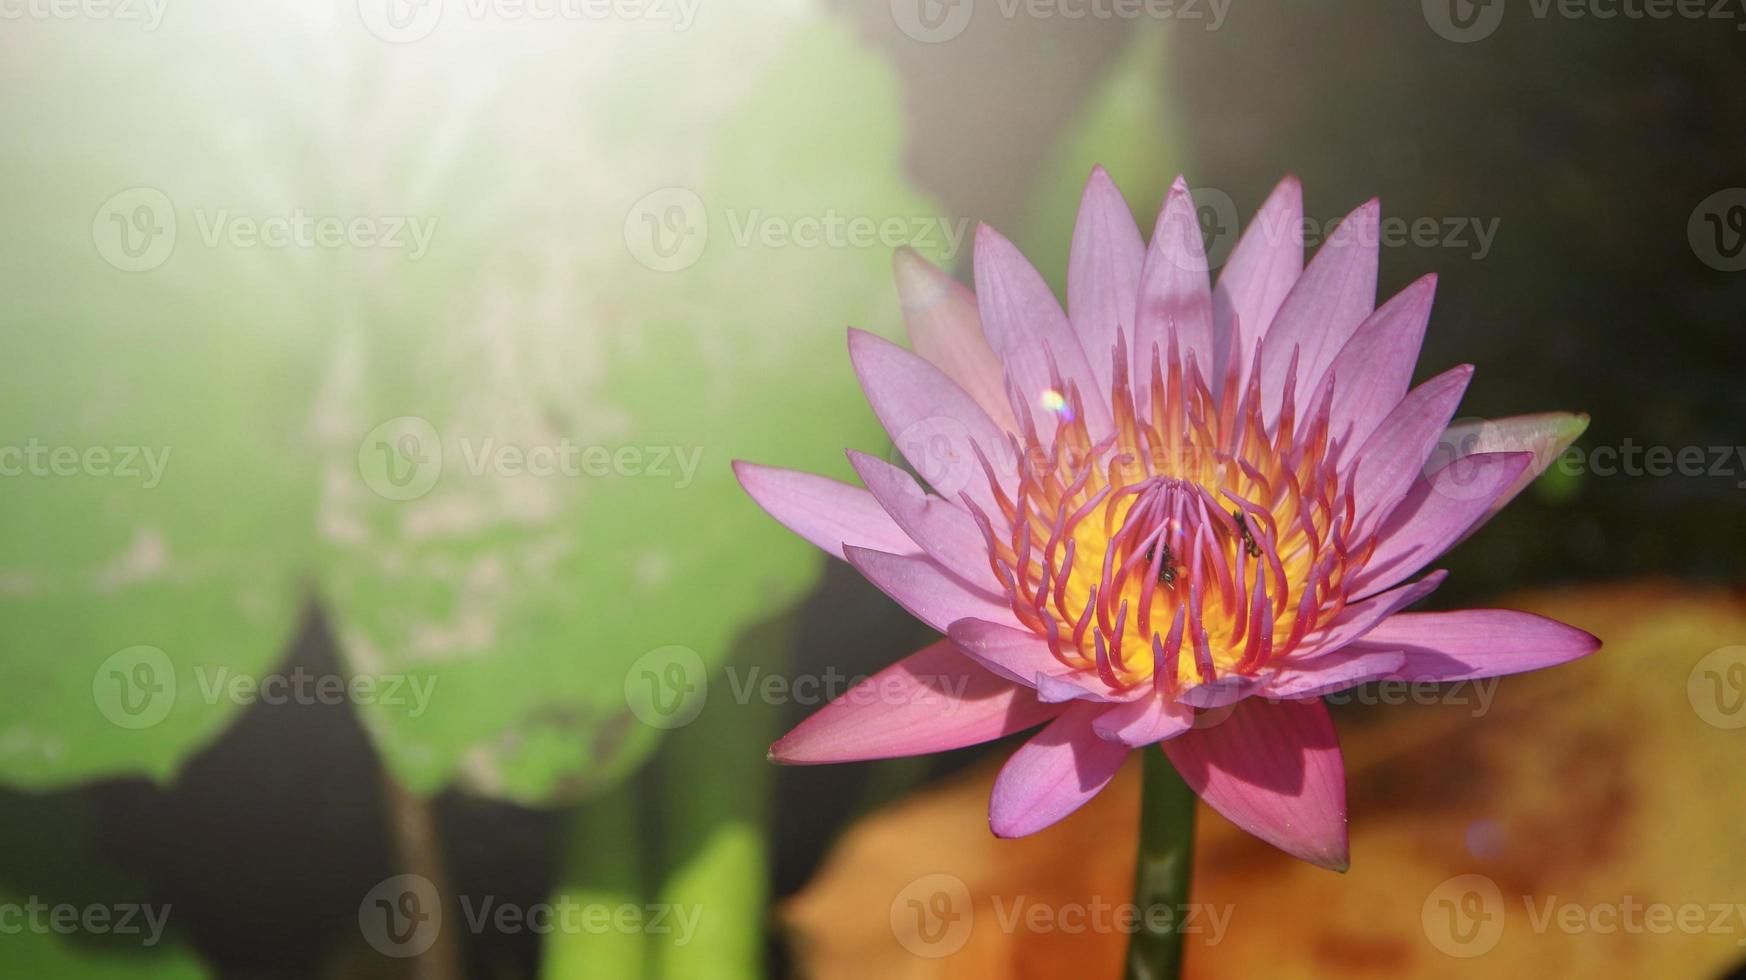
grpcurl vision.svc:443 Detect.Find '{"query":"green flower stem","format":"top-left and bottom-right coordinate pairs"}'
top-left (1124, 749), bottom-right (1197, 980)
top-left (652, 615), bottom-right (794, 980)
top-left (542, 790), bottom-right (649, 979)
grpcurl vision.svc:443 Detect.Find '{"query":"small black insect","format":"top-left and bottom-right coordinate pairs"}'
top-left (1233, 510), bottom-right (1262, 558)
top-left (1156, 544), bottom-right (1178, 586)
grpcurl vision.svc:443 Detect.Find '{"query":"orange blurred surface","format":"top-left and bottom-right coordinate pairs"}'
top-left (782, 583), bottom-right (1746, 979)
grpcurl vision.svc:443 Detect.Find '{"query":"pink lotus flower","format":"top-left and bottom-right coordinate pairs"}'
top-left (735, 170), bottom-right (1599, 871)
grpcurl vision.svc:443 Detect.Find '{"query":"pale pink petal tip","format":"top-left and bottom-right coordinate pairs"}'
top-left (731, 460), bottom-right (914, 560)
top-left (1357, 608), bottom-right (1601, 683)
top-left (768, 639), bottom-right (1057, 765)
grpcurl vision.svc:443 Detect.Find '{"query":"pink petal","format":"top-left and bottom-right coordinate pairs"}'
top-left (1299, 570), bottom-right (1447, 653)
top-left (1323, 274), bottom-right (1438, 468)
top-left (1263, 647), bottom-right (1407, 700)
top-left (733, 462), bottom-right (919, 560)
top-left (990, 702), bottom-right (1130, 837)
top-left (1348, 364), bottom-right (1474, 534)
top-left (946, 618), bottom-right (1139, 703)
top-left (770, 639), bottom-right (1060, 764)
top-left (1213, 175), bottom-right (1303, 387)
top-left (1427, 412), bottom-right (1590, 529)
top-left (1162, 697), bottom-right (1349, 871)
top-left (1091, 695), bottom-right (1194, 747)
top-left (1033, 673), bottom-right (1124, 705)
top-left (1067, 166), bottom-right (1144, 395)
top-left (1353, 452), bottom-right (1532, 597)
top-left (845, 547), bottom-right (1017, 635)
top-left (973, 223), bottom-right (1112, 440)
top-left (1134, 176), bottom-right (1215, 399)
top-left (1176, 675), bottom-right (1266, 709)
top-left (893, 247), bottom-right (1019, 432)
top-left (847, 450), bottom-right (999, 592)
top-left (1258, 199), bottom-right (1380, 426)
top-left (848, 328), bottom-right (1012, 518)
top-left (1353, 609), bottom-right (1601, 683)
